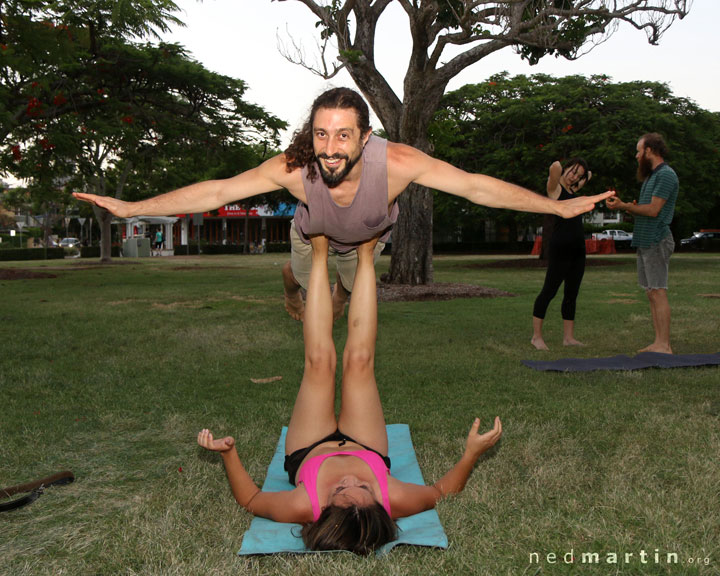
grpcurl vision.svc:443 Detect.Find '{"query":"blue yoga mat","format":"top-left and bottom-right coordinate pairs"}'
top-left (523, 351), bottom-right (720, 372)
top-left (238, 423), bottom-right (448, 556)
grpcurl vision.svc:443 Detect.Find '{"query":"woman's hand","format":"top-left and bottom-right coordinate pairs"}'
top-left (465, 416), bottom-right (502, 460)
top-left (197, 428), bottom-right (235, 452)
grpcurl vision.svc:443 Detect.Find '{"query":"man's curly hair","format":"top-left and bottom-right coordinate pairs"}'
top-left (284, 87), bottom-right (371, 182)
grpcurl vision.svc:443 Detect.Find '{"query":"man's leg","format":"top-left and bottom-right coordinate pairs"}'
top-left (331, 275), bottom-right (350, 321)
top-left (637, 236), bottom-right (673, 354)
top-left (334, 240), bottom-right (385, 322)
top-left (282, 261), bottom-right (305, 321)
top-left (283, 221), bottom-right (311, 321)
top-left (640, 288), bottom-right (672, 354)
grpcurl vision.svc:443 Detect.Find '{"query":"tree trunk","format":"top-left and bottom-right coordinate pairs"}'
top-left (243, 201), bottom-right (250, 254)
top-left (383, 81), bottom-right (445, 284)
top-left (539, 214), bottom-right (554, 261)
top-left (93, 205), bottom-right (113, 263)
top-left (387, 183), bottom-right (433, 285)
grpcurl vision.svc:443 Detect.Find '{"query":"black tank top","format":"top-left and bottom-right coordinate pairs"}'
top-left (549, 186), bottom-right (585, 255)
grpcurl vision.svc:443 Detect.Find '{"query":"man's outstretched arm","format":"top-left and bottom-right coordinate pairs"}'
top-left (388, 143), bottom-right (612, 219)
top-left (73, 154), bottom-right (302, 218)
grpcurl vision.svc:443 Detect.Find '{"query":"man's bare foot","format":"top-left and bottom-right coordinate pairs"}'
top-left (281, 261), bottom-right (304, 321)
top-left (563, 338), bottom-right (585, 347)
top-left (638, 343), bottom-right (672, 354)
top-left (331, 282), bottom-right (349, 321)
top-left (531, 337), bottom-right (549, 351)
top-left (284, 290), bottom-right (304, 321)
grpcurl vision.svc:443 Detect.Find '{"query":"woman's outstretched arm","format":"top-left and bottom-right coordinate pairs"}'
top-left (197, 429), bottom-right (261, 509)
top-left (197, 429), bottom-right (307, 522)
top-left (433, 416), bottom-right (502, 496)
top-left (389, 417), bottom-right (503, 518)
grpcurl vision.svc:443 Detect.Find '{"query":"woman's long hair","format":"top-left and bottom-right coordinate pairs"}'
top-left (562, 157), bottom-right (590, 190)
top-left (300, 502), bottom-right (398, 556)
top-left (284, 87), bottom-right (371, 183)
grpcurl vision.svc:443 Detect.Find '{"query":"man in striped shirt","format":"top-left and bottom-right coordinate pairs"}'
top-left (606, 133), bottom-right (679, 354)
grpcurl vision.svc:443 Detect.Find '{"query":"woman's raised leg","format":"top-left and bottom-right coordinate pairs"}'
top-left (285, 235), bottom-right (338, 454)
top-left (337, 238), bottom-right (387, 455)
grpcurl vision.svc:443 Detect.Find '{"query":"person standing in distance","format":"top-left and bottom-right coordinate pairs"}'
top-left (606, 133), bottom-right (679, 354)
top-left (531, 158), bottom-right (592, 351)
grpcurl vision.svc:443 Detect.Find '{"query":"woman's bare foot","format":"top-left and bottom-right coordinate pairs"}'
top-left (531, 337), bottom-right (549, 351)
top-left (563, 338), bottom-right (584, 347)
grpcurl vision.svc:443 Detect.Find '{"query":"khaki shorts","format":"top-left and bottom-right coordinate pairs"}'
top-left (289, 220), bottom-right (385, 291)
top-left (637, 233), bottom-right (674, 290)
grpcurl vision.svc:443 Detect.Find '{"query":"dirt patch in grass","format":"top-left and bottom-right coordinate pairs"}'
top-left (172, 266), bottom-right (246, 271)
top-left (376, 282), bottom-right (513, 302)
top-left (0, 268), bottom-right (57, 280)
top-left (465, 257), bottom-right (623, 269)
top-left (373, 258), bottom-right (624, 302)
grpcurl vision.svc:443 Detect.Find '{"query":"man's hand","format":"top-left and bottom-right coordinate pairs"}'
top-left (197, 429), bottom-right (235, 453)
top-left (73, 192), bottom-right (136, 218)
top-left (605, 193), bottom-right (624, 211)
top-left (465, 416), bottom-right (502, 460)
top-left (556, 190), bottom-right (614, 219)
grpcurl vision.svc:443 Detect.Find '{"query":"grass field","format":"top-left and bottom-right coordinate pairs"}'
top-left (1, 252), bottom-right (718, 575)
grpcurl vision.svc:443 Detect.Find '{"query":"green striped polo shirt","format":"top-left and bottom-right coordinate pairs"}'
top-left (631, 163), bottom-right (679, 249)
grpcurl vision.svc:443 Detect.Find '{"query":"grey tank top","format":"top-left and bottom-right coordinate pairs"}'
top-left (293, 135), bottom-right (399, 253)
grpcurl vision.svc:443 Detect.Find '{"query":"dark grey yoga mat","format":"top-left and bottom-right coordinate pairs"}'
top-left (523, 352), bottom-right (720, 372)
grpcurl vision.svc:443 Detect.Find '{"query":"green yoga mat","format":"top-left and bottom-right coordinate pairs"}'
top-left (238, 423), bottom-right (448, 556)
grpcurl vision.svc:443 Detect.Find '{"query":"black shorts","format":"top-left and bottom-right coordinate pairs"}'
top-left (283, 429), bottom-right (391, 486)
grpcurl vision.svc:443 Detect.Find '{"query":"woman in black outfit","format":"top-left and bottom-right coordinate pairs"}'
top-left (532, 159), bottom-right (592, 351)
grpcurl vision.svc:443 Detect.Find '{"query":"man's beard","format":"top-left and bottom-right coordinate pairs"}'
top-left (636, 154), bottom-right (653, 181)
top-left (316, 150), bottom-right (362, 188)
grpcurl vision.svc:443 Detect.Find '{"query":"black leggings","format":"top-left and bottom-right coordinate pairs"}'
top-left (533, 250), bottom-right (586, 321)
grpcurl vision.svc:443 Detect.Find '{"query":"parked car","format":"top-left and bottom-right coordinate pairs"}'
top-left (680, 231), bottom-right (720, 251)
top-left (60, 237), bottom-right (81, 248)
top-left (593, 229), bottom-right (633, 242)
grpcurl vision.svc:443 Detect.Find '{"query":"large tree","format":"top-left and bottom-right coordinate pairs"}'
top-left (2, 1), bottom-right (286, 260)
top-left (431, 73), bottom-right (720, 244)
top-left (274, 0), bottom-right (690, 284)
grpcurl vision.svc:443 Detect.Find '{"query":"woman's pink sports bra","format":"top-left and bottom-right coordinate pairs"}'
top-left (296, 450), bottom-right (391, 521)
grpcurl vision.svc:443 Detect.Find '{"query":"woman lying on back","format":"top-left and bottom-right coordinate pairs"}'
top-left (198, 234), bottom-right (502, 554)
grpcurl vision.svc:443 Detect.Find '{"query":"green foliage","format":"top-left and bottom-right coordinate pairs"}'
top-left (519, 1), bottom-right (607, 64)
top-left (80, 244), bottom-right (120, 258)
top-left (0, 247), bottom-right (64, 260)
top-left (430, 73), bottom-right (720, 242)
top-left (1, 0), bottom-right (287, 224)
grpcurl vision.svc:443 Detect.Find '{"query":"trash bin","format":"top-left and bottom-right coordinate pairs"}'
top-left (135, 237), bottom-right (150, 257)
top-left (122, 237), bottom-right (151, 257)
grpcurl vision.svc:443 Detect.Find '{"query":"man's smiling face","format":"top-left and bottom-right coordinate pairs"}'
top-left (312, 107), bottom-right (370, 188)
